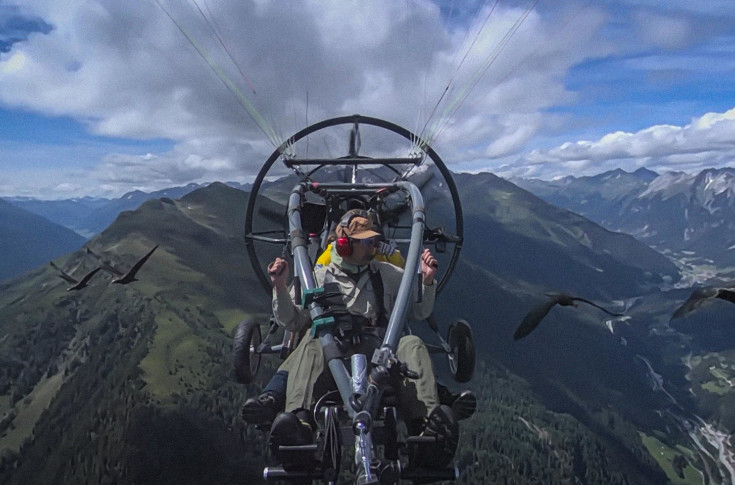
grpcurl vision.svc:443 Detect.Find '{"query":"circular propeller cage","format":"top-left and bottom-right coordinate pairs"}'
top-left (245, 114), bottom-right (464, 296)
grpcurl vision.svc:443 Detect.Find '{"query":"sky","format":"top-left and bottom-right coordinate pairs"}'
top-left (1, 0), bottom-right (735, 199)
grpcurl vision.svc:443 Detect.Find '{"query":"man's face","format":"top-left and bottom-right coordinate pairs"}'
top-left (344, 236), bottom-right (379, 265)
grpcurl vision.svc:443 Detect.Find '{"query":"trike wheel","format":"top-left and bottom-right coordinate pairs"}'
top-left (233, 318), bottom-right (262, 384)
top-left (448, 320), bottom-right (475, 383)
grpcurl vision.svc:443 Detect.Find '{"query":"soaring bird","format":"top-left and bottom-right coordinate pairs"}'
top-left (514, 292), bottom-right (624, 341)
top-left (671, 285), bottom-right (735, 320)
top-left (110, 244), bottom-right (159, 285)
top-left (49, 262), bottom-right (102, 291)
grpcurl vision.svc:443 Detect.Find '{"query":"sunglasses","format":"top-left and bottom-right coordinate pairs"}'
top-left (355, 237), bottom-right (381, 248)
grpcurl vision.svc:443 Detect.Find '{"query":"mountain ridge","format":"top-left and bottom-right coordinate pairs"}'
top-left (513, 166), bottom-right (735, 273)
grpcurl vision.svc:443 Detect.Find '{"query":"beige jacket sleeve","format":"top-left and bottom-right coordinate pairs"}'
top-left (272, 285), bottom-right (310, 333)
top-left (375, 261), bottom-right (436, 321)
top-left (271, 266), bottom-right (330, 332)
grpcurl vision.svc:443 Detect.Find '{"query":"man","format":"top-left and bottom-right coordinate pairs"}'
top-left (255, 209), bottom-right (459, 469)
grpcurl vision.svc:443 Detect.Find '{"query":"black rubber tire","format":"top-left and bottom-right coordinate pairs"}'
top-left (233, 318), bottom-right (262, 384)
top-left (447, 319), bottom-right (475, 383)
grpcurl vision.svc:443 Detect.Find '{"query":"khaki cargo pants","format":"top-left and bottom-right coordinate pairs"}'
top-left (279, 334), bottom-right (439, 422)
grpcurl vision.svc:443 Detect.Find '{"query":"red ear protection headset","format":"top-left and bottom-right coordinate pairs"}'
top-left (335, 210), bottom-right (370, 258)
top-left (335, 236), bottom-right (353, 258)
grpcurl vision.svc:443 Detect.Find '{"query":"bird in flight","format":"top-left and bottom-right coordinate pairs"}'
top-left (514, 292), bottom-right (624, 341)
top-left (111, 244), bottom-right (159, 285)
top-left (88, 244), bottom-right (159, 285)
top-left (49, 261), bottom-right (102, 291)
top-left (671, 285), bottom-right (735, 320)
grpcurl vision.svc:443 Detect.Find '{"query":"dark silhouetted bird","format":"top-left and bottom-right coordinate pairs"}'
top-left (514, 292), bottom-right (624, 341)
top-left (671, 285), bottom-right (735, 320)
top-left (87, 245), bottom-right (158, 284)
top-left (49, 261), bottom-right (102, 291)
top-left (110, 244), bottom-right (159, 285)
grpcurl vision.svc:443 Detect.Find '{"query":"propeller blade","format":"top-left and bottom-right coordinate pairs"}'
top-left (348, 121), bottom-right (360, 157)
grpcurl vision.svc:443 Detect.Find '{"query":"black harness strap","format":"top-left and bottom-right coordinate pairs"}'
top-left (369, 268), bottom-right (388, 327)
top-left (321, 266), bottom-right (388, 352)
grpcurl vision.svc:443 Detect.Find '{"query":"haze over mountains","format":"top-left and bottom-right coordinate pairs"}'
top-left (7, 183), bottom-right (211, 238)
top-left (514, 167), bottom-right (735, 278)
top-left (2, 168), bottom-right (735, 483)
top-left (0, 199), bottom-right (86, 282)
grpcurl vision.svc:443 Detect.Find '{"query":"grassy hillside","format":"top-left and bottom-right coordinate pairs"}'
top-left (0, 183), bottom-right (277, 483)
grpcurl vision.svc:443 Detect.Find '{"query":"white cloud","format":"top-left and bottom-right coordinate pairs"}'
top-left (0, 1), bottom-right (616, 197)
top-left (506, 107), bottom-right (735, 179)
top-left (0, 1), bottom-right (734, 197)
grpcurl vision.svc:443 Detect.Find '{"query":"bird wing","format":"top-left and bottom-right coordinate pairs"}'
top-left (570, 297), bottom-right (624, 317)
top-left (121, 245), bottom-right (158, 281)
top-left (50, 261), bottom-right (78, 284)
top-left (671, 287), bottom-right (719, 320)
top-left (515, 292), bottom-right (624, 340)
top-left (78, 267), bottom-right (102, 285)
top-left (68, 267), bottom-right (101, 291)
top-left (715, 288), bottom-right (735, 304)
top-left (514, 298), bottom-right (559, 341)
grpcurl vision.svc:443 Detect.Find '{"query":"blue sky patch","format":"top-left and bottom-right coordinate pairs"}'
top-left (0, 8), bottom-right (52, 53)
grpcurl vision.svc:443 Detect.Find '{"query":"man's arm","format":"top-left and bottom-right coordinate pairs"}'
top-left (269, 257), bottom-right (310, 332)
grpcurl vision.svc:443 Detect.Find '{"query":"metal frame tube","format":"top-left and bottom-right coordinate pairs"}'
top-left (288, 186), bottom-right (317, 290)
top-left (381, 181), bottom-right (424, 352)
top-left (285, 179), bottom-right (427, 483)
top-left (287, 183), bottom-right (355, 416)
top-left (286, 180), bottom-right (425, 417)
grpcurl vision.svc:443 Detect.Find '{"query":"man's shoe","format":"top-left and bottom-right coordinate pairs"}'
top-left (269, 411), bottom-right (314, 466)
top-left (413, 405), bottom-right (459, 470)
top-left (451, 390), bottom-right (477, 421)
top-left (241, 391), bottom-right (284, 424)
top-left (437, 385), bottom-right (476, 421)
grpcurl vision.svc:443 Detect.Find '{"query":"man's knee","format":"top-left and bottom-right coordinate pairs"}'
top-left (398, 334), bottom-right (424, 351)
top-left (397, 335), bottom-right (430, 360)
top-left (284, 338), bottom-right (325, 412)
